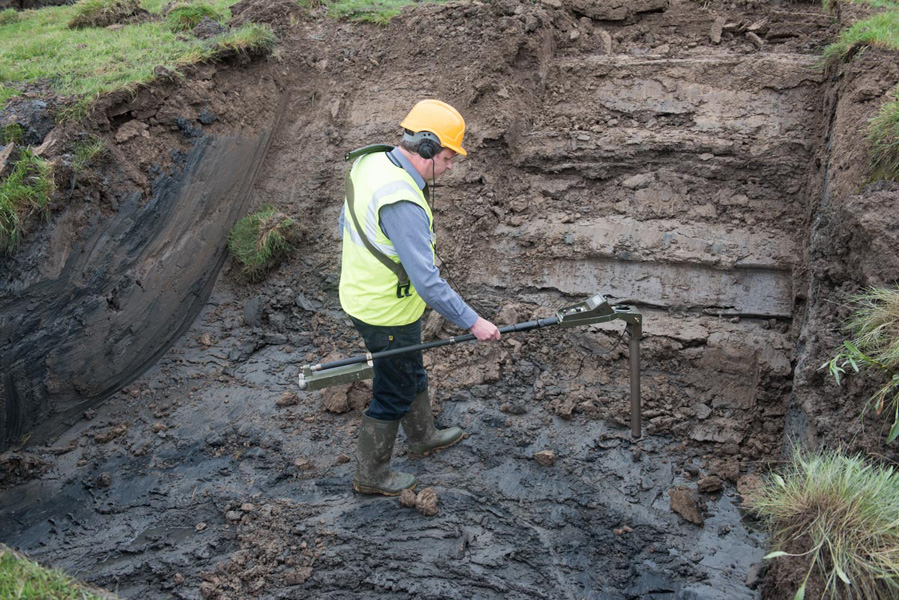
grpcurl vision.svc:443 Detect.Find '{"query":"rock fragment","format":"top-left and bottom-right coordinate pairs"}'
top-left (399, 488), bottom-right (416, 508)
top-left (534, 450), bottom-right (555, 466)
top-left (668, 486), bottom-right (704, 525)
top-left (710, 16), bottom-right (726, 44)
top-left (697, 475), bottom-right (723, 494)
top-left (276, 392), bottom-right (299, 408)
top-left (415, 487), bottom-right (438, 516)
top-left (746, 31), bottom-right (764, 49)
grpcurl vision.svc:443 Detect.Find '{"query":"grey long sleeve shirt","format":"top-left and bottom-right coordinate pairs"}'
top-left (339, 147), bottom-right (478, 330)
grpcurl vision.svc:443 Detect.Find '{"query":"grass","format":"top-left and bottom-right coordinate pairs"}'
top-left (869, 85), bottom-right (899, 181)
top-left (296, 0), bottom-right (450, 24)
top-left (166, 2), bottom-right (224, 32)
top-left (748, 449), bottom-right (899, 600)
top-left (68, 0), bottom-right (143, 29)
top-left (823, 11), bottom-right (899, 61)
top-left (0, 0), bottom-right (268, 113)
top-left (823, 287), bottom-right (899, 442)
top-left (822, 4), bottom-right (899, 180)
top-left (0, 544), bottom-right (114, 599)
top-left (0, 8), bottom-right (20, 25)
top-left (72, 135), bottom-right (108, 172)
top-left (0, 150), bottom-right (55, 254)
top-left (227, 205), bottom-right (296, 280)
top-left (1, 123), bottom-right (25, 145)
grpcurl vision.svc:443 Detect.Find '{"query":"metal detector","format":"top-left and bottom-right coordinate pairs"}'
top-left (298, 294), bottom-right (644, 438)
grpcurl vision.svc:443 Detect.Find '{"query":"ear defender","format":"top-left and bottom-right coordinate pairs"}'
top-left (403, 130), bottom-right (441, 160)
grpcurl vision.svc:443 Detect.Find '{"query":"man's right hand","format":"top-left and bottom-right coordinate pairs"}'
top-left (470, 317), bottom-right (501, 341)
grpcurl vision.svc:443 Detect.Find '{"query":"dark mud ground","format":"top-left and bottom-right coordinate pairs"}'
top-left (1, 275), bottom-right (765, 599)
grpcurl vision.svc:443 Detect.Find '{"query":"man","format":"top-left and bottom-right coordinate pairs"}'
top-left (339, 99), bottom-right (501, 495)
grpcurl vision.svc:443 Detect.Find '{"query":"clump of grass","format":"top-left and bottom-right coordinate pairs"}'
top-left (166, 3), bottom-right (222, 32)
top-left (324, 0), bottom-right (449, 24)
top-left (1, 123), bottom-right (24, 145)
top-left (823, 287), bottom-right (899, 442)
top-left (869, 87), bottom-right (899, 181)
top-left (748, 449), bottom-right (899, 600)
top-left (0, 149), bottom-right (55, 253)
top-left (0, 8), bottom-right (21, 26)
top-left (228, 205), bottom-right (296, 280)
top-left (0, 544), bottom-right (113, 599)
top-left (823, 11), bottom-right (899, 61)
top-left (214, 22), bottom-right (276, 54)
top-left (72, 135), bottom-right (108, 172)
top-left (68, 0), bottom-right (144, 29)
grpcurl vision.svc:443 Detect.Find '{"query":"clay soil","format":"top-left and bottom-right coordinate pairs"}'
top-left (2, 0), bottom-right (899, 598)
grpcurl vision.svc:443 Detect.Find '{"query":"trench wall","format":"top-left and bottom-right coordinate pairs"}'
top-left (789, 44), bottom-right (899, 455)
top-left (0, 72), bottom-right (284, 449)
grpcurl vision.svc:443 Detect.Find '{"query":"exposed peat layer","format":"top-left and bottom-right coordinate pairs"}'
top-left (1, 0), bottom-right (898, 598)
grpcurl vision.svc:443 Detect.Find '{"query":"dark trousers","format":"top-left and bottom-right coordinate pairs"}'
top-left (350, 316), bottom-right (428, 421)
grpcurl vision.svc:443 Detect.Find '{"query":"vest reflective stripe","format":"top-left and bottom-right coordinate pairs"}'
top-left (339, 153), bottom-right (434, 326)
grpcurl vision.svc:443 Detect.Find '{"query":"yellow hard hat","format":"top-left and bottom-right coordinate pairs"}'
top-left (400, 99), bottom-right (467, 156)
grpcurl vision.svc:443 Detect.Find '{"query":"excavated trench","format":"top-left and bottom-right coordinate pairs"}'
top-left (3, 0), bottom-right (890, 598)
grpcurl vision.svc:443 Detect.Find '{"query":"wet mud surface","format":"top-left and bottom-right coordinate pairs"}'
top-left (1, 281), bottom-right (764, 599)
top-left (5, 0), bottom-right (898, 597)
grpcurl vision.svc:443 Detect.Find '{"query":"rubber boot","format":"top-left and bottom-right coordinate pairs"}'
top-left (401, 390), bottom-right (465, 458)
top-left (353, 413), bottom-right (416, 496)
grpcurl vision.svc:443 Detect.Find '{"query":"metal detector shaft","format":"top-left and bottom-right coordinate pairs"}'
top-left (298, 294), bottom-right (643, 438)
top-left (303, 317), bottom-right (560, 375)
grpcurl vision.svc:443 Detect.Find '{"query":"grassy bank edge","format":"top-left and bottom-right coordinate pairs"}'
top-left (824, 0), bottom-right (899, 181)
top-left (0, 544), bottom-right (117, 600)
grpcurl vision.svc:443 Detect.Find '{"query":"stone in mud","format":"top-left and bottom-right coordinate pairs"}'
top-left (322, 381), bottom-right (369, 414)
top-left (276, 391), bottom-right (299, 407)
top-left (535, 450), bottom-right (556, 466)
top-left (321, 386), bottom-right (351, 413)
top-left (93, 424), bottom-right (128, 443)
top-left (697, 475), bottom-right (723, 494)
top-left (399, 488), bottom-right (416, 508)
top-left (668, 486), bottom-right (703, 525)
top-left (283, 566), bottom-right (313, 585)
top-left (710, 16), bottom-right (726, 44)
top-left (243, 296), bottom-right (265, 327)
top-left (415, 487), bottom-right (438, 516)
top-left (114, 120), bottom-right (148, 144)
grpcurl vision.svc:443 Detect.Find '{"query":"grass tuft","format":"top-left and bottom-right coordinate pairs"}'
top-left (823, 287), bottom-right (899, 442)
top-left (228, 206), bottom-right (296, 280)
top-left (72, 135), bottom-right (108, 173)
top-left (1, 123), bottom-right (24, 146)
top-left (869, 86), bottom-right (899, 181)
top-left (0, 544), bottom-right (113, 599)
top-left (0, 149), bottom-right (55, 254)
top-left (68, 0), bottom-right (144, 29)
top-left (0, 8), bottom-right (20, 26)
top-left (166, 2), bottom-right (222, 32)
top-left (748, 449), bottom-right (899, 600)
top-left (212, 22), bottom-right (276, 55)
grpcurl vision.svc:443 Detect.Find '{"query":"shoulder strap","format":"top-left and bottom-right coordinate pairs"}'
top-left (344, 146), bottom-right (412, 298)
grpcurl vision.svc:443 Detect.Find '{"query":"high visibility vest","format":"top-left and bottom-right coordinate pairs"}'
top-left (339, 152), bottom-right (435, 326)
